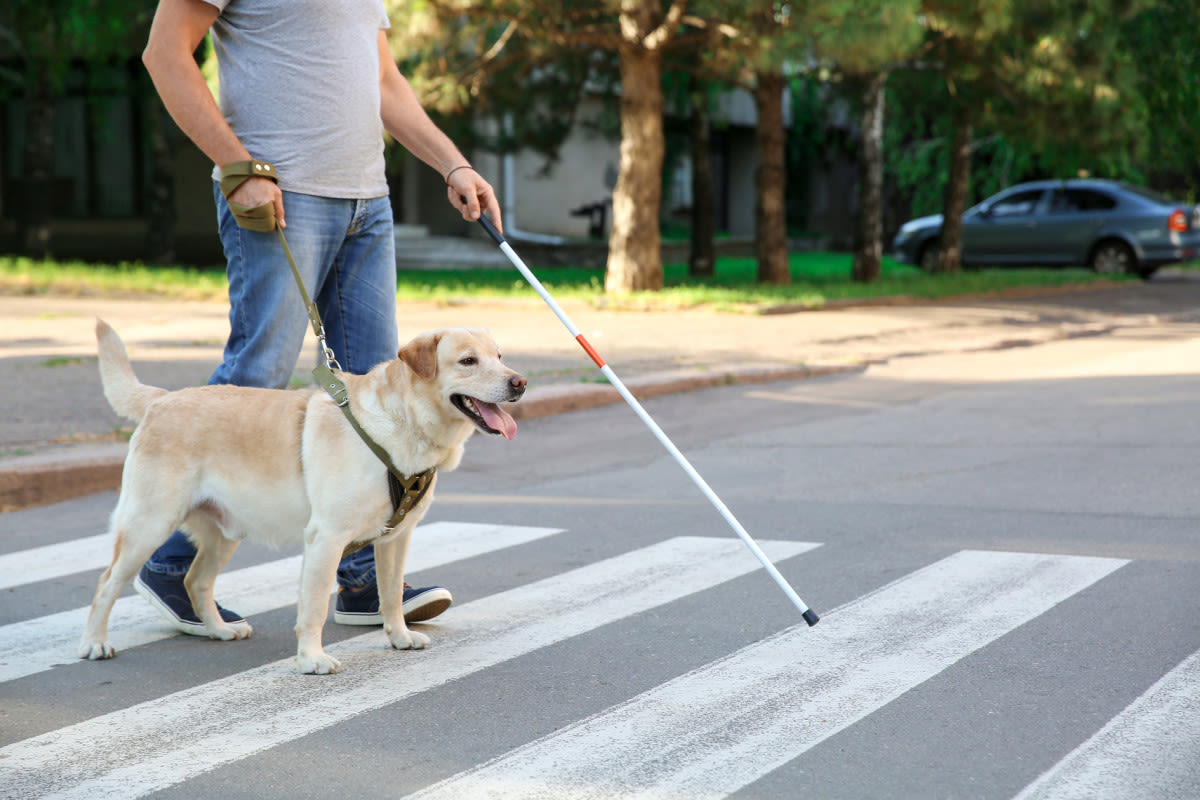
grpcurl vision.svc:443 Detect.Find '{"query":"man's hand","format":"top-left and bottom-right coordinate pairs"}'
top-left (228, 177), bottom-right (286, 229)
top-left (446, 166), bottom-right (503, 234)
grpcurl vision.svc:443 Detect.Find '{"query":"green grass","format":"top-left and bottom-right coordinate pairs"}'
top-left (38, 356), bottom-right (86, 368)
top-left (0, 256), bottom-right (229, 300)
top-left (385, 253), bottom-right (1149, 311)
top-left (0, 251), bottom-right (1172, 312)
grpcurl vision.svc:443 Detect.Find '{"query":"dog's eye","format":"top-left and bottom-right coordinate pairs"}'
top-left (459, 356), bottom-right (477, 366)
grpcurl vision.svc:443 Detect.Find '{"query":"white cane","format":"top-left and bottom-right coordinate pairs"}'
top-left (475, 213), bottom-right (819, 626)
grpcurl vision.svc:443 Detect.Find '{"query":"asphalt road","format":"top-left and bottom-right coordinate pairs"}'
top-left (2, 310), bottom-right (1199, 799)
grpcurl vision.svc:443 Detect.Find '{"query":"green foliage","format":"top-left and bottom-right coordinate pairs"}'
top-left (885, 0), bottom-right (1169, 218)
top-left (1118, 0), bottom-right (1200, 196)
top-left (383, 1), bottom-right (618, 168)
top-left (799, 0), bottom-right (924, 76)
top-left (996, 2), bottom-right (1148, 160)
top-left (786, 74), bottom-right (838, 230)
top-left (1, 0), bottom-right (151, 91)
top-left (886, 70), bottom-right (1047, 216)
top-left (3, 0), bottom-right (1198, 277)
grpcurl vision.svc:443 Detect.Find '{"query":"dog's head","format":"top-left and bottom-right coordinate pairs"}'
top-left (397, 327), bottom-right (526, 439)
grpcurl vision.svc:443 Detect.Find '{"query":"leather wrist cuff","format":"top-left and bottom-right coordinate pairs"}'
top-left (219, 160), bottom-right (279, 233)
top-left (219, 160), bottom-right (277, 198)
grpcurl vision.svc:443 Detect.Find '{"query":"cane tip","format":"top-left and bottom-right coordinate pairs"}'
top-left (802, 609), bottom-right (820, 627)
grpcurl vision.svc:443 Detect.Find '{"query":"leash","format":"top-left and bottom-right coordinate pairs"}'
top-left (219, 160), bottom-right (434, 534)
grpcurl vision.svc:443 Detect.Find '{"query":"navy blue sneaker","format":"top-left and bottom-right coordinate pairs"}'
top-left (134, 565), bottom-right (246, 637)
top-left (334, 582), bottom-right (452, 625)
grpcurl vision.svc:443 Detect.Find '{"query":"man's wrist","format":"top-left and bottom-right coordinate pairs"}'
top-left (444, 164), bottom-right (474, 185)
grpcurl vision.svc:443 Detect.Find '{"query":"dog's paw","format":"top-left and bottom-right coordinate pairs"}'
top-left (386, 626), bottom-right (430, 651)
top-left (297, 651), bottom-right (341, 675)
top-left (78, 639), bottom-right (115, 660)
top-left (208, 620), bottom-right (253, 641)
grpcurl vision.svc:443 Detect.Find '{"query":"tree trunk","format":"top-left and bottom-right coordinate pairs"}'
top-left (937, 117), bottom-right (972, 274)
top-left (605, 40), bottom-right (664, 293)
top-left (851, 72), bottom-right (887, 283)
top-left (754, 72), bottom-right (789, 286)
top-left (21, 69), bottom-right (57, 259)
top-left (689, 77), bottom-right (715, 279)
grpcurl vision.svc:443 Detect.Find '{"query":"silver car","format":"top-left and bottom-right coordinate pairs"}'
top-left (891, 178), bottom-right (1200, 278)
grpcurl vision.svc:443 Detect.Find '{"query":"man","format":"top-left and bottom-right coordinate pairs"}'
top-left (136, 0), bottom-right (501, 634)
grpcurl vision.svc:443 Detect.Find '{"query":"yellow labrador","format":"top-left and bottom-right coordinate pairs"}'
top-left (80, 320), bottom-right (525, 674)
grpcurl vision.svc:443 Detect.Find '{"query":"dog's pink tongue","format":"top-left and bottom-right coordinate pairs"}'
top-left (478, 401), bottom-right (518, 440)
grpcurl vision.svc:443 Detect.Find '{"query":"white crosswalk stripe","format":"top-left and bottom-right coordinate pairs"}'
top-left (1012, 648), bottom-right (1200, 800)
top-left (2, 520), bottom-right (1196, 800)
top-left (0, 536), bottom-right (819, 799)
top-left (0, 521), bottom-right (564, 683)
top-left (0, 532), bottom-right (115, 590)
top-left (403, 550), bottom-right (1128, 800)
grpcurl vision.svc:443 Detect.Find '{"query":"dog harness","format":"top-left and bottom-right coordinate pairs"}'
top-left (220, 160), bottom-right (436, 535)
top-left (341, 469), bottom-right (436, 559)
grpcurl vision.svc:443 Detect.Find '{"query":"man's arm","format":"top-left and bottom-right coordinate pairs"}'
top-left (377, 31), bottom-right (502, 232)
top-left (143, 0), bottom-right (284, 226)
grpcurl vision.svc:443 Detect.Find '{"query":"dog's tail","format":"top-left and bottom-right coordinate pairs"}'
top-left (95, 318), bottom-right (167, 422)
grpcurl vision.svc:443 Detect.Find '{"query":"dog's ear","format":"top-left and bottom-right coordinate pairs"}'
top-left (398, 332), bottom-right (441, 381)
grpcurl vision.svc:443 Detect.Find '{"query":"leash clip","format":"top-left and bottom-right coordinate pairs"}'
top-left (318, 335), bottom-right (342, 373)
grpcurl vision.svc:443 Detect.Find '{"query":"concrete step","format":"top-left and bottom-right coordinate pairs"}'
top-left (393, 231), bottom-right (512, 270)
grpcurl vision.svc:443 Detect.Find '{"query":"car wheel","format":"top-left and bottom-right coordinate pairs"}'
top-left (917, 240), bottom-right (940, 272)
top-left (1089, 240), bottom-right (1137, 275)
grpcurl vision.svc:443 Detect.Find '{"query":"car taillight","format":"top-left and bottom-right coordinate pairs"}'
top-left (1168, 209), bottom-right (1189, 232)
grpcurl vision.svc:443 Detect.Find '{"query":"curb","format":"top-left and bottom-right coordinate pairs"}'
top-left (0, 361), bottom-right (861, 513)
top-left (0, 443), bottom-right (129, 513)
top-left (512, 361), bottom-right (860, 420)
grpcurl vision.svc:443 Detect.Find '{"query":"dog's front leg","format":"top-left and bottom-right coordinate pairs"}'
top-left (376, 533), bottom-right (430, 651)
top-left (295, 535), bottom-right (342, 674)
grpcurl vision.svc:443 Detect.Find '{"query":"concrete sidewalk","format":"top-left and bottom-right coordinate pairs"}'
top-left (4, 276), bottom-right (1199, 510)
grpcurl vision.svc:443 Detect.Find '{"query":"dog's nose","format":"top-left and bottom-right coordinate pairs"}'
top-left (509, 375), bottom-right (527, 396)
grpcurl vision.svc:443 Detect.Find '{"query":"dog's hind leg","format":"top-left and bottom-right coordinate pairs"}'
top-left (79, 499), bottom-right (184, 660)
top-left (181, 513), bottom-right (252, 641)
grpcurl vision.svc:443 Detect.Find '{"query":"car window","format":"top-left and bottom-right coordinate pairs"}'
top-left (1049, 189), bottom-right (1117, 213)
top-left (987, 189), bottom-right (1043, 218)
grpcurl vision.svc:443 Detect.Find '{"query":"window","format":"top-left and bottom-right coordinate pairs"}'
top-left (987, 189), bottom-right (1043, 218)
top-left (1049, 189), bottom-right (1117, 213)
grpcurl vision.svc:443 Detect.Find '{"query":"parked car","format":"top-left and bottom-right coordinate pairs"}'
top-left (891, 179), bottom-right (1200, 279)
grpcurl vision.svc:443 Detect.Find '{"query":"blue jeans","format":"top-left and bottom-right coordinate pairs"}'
top-left (145, 186), bottom-right (398, 590)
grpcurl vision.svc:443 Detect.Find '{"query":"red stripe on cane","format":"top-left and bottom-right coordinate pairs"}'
top-left (576, 334), bottom-right (606, 368)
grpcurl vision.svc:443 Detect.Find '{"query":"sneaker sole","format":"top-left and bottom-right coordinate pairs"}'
top-left (333, 588), bottom-right (453, 626)
top-left (404, 593), bottom-right (453, 623)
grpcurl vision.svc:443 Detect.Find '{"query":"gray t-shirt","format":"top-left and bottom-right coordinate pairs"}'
top-left (205, 0), bottom-right (391, 198)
